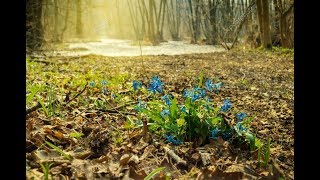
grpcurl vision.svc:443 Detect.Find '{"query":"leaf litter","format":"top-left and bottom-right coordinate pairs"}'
top-left (26, 49), bottom-right (293, 179)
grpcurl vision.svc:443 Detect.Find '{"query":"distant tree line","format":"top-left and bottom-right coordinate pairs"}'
top-left (26, 0), bottom-right (294, 51)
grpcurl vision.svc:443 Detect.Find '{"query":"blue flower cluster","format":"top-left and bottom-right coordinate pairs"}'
top-left (164, 134), bottom-right (182, 145)
top-left (101, 80), bottom-right (108, 86)
top-left (132, 80), bottom-right (142, 91)
top-left (222, 129), bottom-right (233, 141)
top-left (236, 122), bottom-right (248, 133)
top-left (210, 127), bottom-right (220, 140)
top-left (102, 87), bottom-right (108, 94)
top-left (220, 99), bottom-right (232, 112)
top-left (213, 82), bottom-right (222, 93)
top-left (236, 112), bottom-right (247, 122)
top-left (205, 79), bottom-right (222, 93)
top-left (161, 109), bottom-right (170, 117)
top-left (179, 105), bottom-right (187, 113)
top-left (183, 86), bottom-right (206, 102)
top-left (148, 76), bottom-right (163, 94)
top-left (134, 99), bottom-right (146, 111)
top-left (161, 94), bottom-right (172, 106)
top-left (90, 81), bottom-right (95, 87)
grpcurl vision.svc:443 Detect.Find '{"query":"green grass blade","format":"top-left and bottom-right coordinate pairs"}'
top-left (144, 167), bottom-right (166, 180)
top-left (264, 137), bottom-right (271, 167)
top-left (37, 97), bottom-right (49, 116)
top-left (45, 141), bottom-right (72, 160)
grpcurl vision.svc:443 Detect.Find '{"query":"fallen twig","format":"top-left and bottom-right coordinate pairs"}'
top-left (98, 109), bottom-right (136, 116)
top-left (164, 146), bottom-right (187, 166)
top-left (26, 102), bottom-right (41, 115)
top-left (65, 82), bottom-right (88, 105)
top-left (199, 152), bottom-right (211, 166)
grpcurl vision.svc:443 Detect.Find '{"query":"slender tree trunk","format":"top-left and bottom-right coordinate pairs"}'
top-left (138, 0), bottom-right (146, 40)
top-left (53, 0), bottom-right (60, 42)
top-left (116, 0), bottom-right (123, 38)
top-left (261, 0), bottom-right (272, 49)
top-left (26, 0), bottom-right (44, 50)
top-left (256, 0), bottom-right (264, 47)
top-left (76, 0), bottom-right (83, 37)
top-left (127, 0), bottom-right (139, 40)
top-left (60, 0), bottom-right (70, 42)
top-left (149, 0), bottom-right (157, 44)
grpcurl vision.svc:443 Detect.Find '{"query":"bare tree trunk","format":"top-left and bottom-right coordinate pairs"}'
top-left (76, 0), bottom-right (83, 37)
top-left (127, 0), bottom-right (139, 40)
top-left (60, 0), bottom-right (70, 42)
top-left (149, 0), bottom-right (157, 44)
top-left (167, 0), bottom-right (181, 40)
top-left (159, 0), bottom-right (167, 41)
top-left (53, 0), bottom-right (60, 42)
top-left (116, 0), bottom-right (123, 38)
top-left (26, 0), bottom-right (44, 50)
top-left (261, 0), bottom-right (272, 49)
top-left (256, 0), bottom-right (264, 47)
top-left (188, 0), bottom-right (200, 43)
top-left (138, 0), bottom-right (146, 40)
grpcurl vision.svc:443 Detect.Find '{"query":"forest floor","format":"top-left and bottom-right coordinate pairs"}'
top-left (26, 48), bottom-right (294, 179)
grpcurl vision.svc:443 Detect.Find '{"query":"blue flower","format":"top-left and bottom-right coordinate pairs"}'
top-left (101, 80), bottom-right (108, 86)
top-left (179, 105), bottom-right (187, 113)
top-left (89, 81), bottom-right (95, 87)
top-left (220, 99), bottom-right (232, 112)
top-left (222, 129), bottom-right (232, 140)
top-left (205, 79), bottom-right (213, 92)
top-left (183, 87), bottom-right (206, 102)
top-left (193, 86), bottom-right (206, 98)
top-left (134, 99), bottom-right (146, 111)
top-left (236, 112), bottom-right (247, 122)
top-left (213, 82), bottom-right (222, 93)
top-left (236, 122), bottom-right (248, 133)
top-left (161, 109), bottom-right (170, 117)
top-left (210, 127), bottom-right (220, 140)
top-left (148, 76), bottom-right (163, 94)
top-left (102, 87), bottom-right (107, 94)
top-left (111, 93), bottom-right (116, 99)
top-left (132, 80), bottom-right (142, 91)
top-left (161, 94), bottom-right (172, 106)
top-left (183, 89), bottom-right (191, 99)
top-left (164, 134), bottom-right (182, 145)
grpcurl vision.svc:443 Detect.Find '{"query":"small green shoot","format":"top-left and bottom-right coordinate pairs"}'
top-left (144, 167), bottom-right (166, 180)
top-left (264, 137), bottom-right (271, 167)
top-left (45, 141), bottom-right (72, 160)
top-left (40, 162), bottom-right (53, 180)
top-left (69, 131), bottom-right (84, 139)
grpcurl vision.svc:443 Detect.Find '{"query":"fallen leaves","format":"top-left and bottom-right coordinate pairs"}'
top-left (26, 50), bottom-right (294, 179)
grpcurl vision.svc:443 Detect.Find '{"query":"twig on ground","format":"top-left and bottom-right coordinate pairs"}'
top-left (65, 82), bottom-right (88, 105)
top-left (199, 152), bottom-right (211, 166)
top-left (163, 146), bottom-right (187, 166)
top-left (98, 109), bottom-right (136, 116)
top-left (26, 102), bottom-right (41, 115)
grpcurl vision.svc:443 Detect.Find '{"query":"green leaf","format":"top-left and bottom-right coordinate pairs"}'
top-left (169, 98), bottom-right (178, 120)
top-left (70, 132), bottom-right (84, 139)
top-left (144, 167), bottom-right (166, 180)
top-left (244, 132), bottom-right (256, 151)
top-left (211, 116), bottom-right (222, 125)
top-left (198, 70), bottom-right (204, 88)
top-left (45, 141), bottom-right (72, 160)
top-left (176, 118), bottom-right (186, 127)
top-left (264, 137), bottom-right (271, 166)
top-left (37, 96), bottom-right (49, 116)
